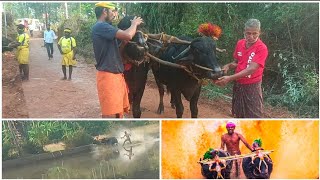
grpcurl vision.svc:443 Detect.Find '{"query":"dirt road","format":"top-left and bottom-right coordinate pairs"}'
top-left (3, 37), bottom-right (294, 118)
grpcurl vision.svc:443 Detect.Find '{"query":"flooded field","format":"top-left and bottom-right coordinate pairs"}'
top-left (3, 123), bottom-right (160, 179)
top-left (3, 139), bottom-right (159, 179)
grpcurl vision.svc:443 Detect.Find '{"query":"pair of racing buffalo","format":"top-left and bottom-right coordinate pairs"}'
top-left (200, 149), bottom-right (273, 179)
top-left (118, 16), bottom-right (223, 118)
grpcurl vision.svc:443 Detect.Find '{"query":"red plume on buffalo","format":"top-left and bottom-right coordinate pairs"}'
top-left (198, 23), bottom-right (222, 40)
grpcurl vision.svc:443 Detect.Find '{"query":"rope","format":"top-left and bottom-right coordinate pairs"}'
top-left (131, 32), bottom-right (211, 82)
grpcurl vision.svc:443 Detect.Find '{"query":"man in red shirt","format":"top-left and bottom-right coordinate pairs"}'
top-left (214, 19), bottom-right (268, 118)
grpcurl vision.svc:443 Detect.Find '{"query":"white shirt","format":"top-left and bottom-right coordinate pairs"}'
top-left (44, 30), bottom-right (56, 43)
top-left (28, 24), bottom-right (35, 31)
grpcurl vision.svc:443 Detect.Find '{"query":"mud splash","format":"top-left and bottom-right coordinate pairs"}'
top-left (162, 120), bottom-right (319, 179)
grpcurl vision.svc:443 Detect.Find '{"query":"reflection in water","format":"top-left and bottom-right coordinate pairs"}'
top-left (162, 120), bottom-right (319, 179)
top-left (123, 146), bottom-right (134, 160)
top-left (3, 139), bottom-right (159, 179)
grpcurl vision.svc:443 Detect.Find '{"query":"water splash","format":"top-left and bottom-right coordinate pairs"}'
top-left (162, 120), bottom-right (319, 179)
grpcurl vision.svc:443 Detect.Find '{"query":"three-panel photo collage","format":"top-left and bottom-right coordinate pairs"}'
top-left (1, 1), bottom-right (319, 179)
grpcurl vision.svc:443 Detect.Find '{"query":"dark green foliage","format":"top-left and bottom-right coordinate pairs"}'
top-left (2, 142), bottom-right (18, 161)
top-left (21, 141), bottom-right (45, 154)
top-left (75, 121), bottom-right (111, 136)
top-left (64, 129), bottom-right (93, 148)
top-left (73, 18), bottom-right (96, 61)
top-left (2, 121), bottom-right (156, 160)
top-left (128, 3), bottom-right (318, 117)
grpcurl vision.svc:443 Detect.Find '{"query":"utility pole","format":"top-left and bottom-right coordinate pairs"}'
top-left (65, 2), bottom-right (68, 19)
top-left (3, 3), bottom-right (8, 38)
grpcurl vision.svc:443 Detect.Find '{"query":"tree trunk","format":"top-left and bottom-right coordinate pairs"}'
top-left (7, 121), bottom-right (26, 156)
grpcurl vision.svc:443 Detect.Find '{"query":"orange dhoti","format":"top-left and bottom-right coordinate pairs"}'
top-left (96, 71), bottom-right (130, 116)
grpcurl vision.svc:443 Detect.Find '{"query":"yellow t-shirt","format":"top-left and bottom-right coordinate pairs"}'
top-left (58, 36), bottom-right (76, 54)
top-left (16, 33), bottom-right (30, 48)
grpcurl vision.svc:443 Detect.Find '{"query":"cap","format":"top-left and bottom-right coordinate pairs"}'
top-left (95, 2), bottom-right (116, 10)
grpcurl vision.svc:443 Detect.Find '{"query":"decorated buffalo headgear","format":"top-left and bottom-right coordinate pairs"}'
top-left (210, 149), bottom-right (219, 156)
top-left (198, 23), bottom-right (222, 40)
top-left (95, 2), bottom-right (116, 10)
top-left (64, 28), bottom-right (71, 33)
top-left (253, 138), bottom-right (262, 148)
top-left (226, 121), bottom-right (236, 129)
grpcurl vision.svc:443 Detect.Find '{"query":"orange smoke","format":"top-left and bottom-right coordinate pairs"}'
top-left (162, 120), bottom-right (319, 179)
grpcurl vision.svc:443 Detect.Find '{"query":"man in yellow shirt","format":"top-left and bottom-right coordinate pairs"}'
top-left (57, 28), bottom-right (77, 80)
top-left (9, 24), bottom-right (30, 81)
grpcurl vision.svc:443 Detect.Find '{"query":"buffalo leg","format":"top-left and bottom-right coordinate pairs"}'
top-left (172, 90), bottom-right (184, 118)
top-left (132, 90), bottom-right (144, 118)
top-left (190, 86), bottom-right (201, 118)
top-left (155, 78), bottom-right (165, 114)
top-left (132, 64), bottom-right (149, 118)
top-left (169, 87), bottom-right (176, 109)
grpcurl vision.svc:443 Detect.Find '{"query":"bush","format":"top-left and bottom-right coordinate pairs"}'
top-left (2, 142), bottom-right (19, 160)
top-left (64, 129), bottom-right (93, 148)
top-left (22, 141), bottom-right (44, 154)
top-left (128, 3), bottom-right (319, 117)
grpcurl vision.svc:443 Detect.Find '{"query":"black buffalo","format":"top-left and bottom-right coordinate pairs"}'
top-left (118, 16), bottom-right (223, 118)
top-left (94, 136), bottom-right (118, 146)
top-left (242, 149), bottom-right (273, 179)
top-left (118, 16), bottom-right (150, 118)
top-left (200, 149), bottom-right (232, 179)
top-left (151, 36), bottom-right (223, 118)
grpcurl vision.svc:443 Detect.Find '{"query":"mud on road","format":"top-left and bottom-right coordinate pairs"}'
top-left (2, 38), bottom-right (294, 119)
top-left (2, 51), bottom-right (29, 118)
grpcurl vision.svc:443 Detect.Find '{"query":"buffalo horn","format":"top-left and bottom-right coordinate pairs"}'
top-left (147, 33), bottom-right (191, 45)
top-left (146, 52), bottom-right (186, 69)
top-left (169, 36), bottom-right (191, 45)
top-left (216, 48), bottom-right (227, 53)
top-left (172, 46), bottom-right (191, 60)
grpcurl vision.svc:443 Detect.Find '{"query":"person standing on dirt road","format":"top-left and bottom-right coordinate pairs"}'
top-left (121, 131), bottom-right (132, 146)
top-left (213, 19), bottom-right (268, 118)
top-left (28, 23), bottom-right (34, 38)
top-left (92, 2), bottom-right (143, 118)
top-left (44, 25), bottom-right (56, 60)
top-left (57, 28), bottom-right (77, 80)
top-left (220, 121), bottom-right (253, 178)
top-left (8, 24), bottom-right (30, 81)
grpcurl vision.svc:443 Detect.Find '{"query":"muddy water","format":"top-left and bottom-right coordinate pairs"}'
top-left (162, 120), bottom-right (319, 179)
top-left (3, 139), bottom-right (159, 179)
